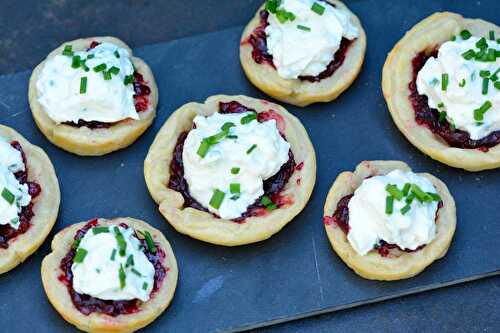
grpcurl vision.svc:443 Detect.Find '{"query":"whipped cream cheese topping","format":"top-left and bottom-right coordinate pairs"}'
top-left (182, 111), bottom-right (290, 219)
top-left (347, 170), bottom-right (439, 256)
top-left (0, 137), bottom-right (31, 229)
top-left (417, 35), bottom-right (500, 140)
top-left (71, 225), bottom-right (155, 302)
top-left (265, 0), bottom-right (358, 79)
top-left (36, 42), bottom-right (139, 124)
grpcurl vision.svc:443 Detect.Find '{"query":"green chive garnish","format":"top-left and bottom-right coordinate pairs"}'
top-left (197, 139), bottom-right (211, 158)
top-left (400, 204), bottom-right (411, 215)
top-left (62, 45), bottom-right (73, 56)
top-left (80, 76), bottom-right (87, 94)
top-left (495, 81), bottom-right (500, 90)
top-left (1, 188), bottom-right (15, 205)
top-left (10, 217), bottom-right (19, 226)
top-left (487, 48), bottom-right (496, 62)
top-left (482, 77), bottom-right (489, 95)
top-left (71, 55), bottom-right (81, 69)
top-left (297, 25), bottom-right (311, 32)
top-left (125, 254), bottom-right (134, 268)
top-left (231, 167), bottom-right (240, 174)
top-left (131, 268), bottom-right (142, 277)
top-left (230, 183), bottom-right (240, 194)
top-left (462, 49), bottom-right (476, 60)
top-left (427, 192), bottom-right (442, 202)
top-left (114, 50), bottom-right (120, 58)
top-left (73, 248), bottom-right (88, 263)
top-left (437, 102), bottom-right (445, 109)
top-left (441, 73), bottom-right (449, 91)
top-left (473, 101), bottom-right (492, 121)
top-left (402, 183), bottom-right (411, 196)
top-left (124, 74), bottom-right (135, 85)
top-left (311, 2), bottom-right (325, 15)
top-left (261, 195), bottom-right (277, 211)
top-left (460, 29), bottom-right (472, 40)
top-left (110, 248), bottom-right (117, 261)
top-left (246, 144), bottom-right (257, 154)
top-left (227, 135), bottom-right (238, 139)
top-left (119, 264), bottom-right (126, 289)
top-left (476, 37), bottom-right (488, 50)
top-left (385, 196), bottom-right (394, 215)
top-left (138, 230), bottom-right (157, 254)
top-left (92, 226), bottom-right (109, 235)
top-left (142, 282), bottom-right (148, 290)
top-left (93, 63), bottom-right (107, 72)
top-left (103, 71), bottom-right (112, 80)
top-left (459, 79), bottom-right (466, 87)
top-left (109, 66), bottom-right (120, 75)
top-left (72, 238), bottom-right (81, 250)
top-left (385, 184), bottom-right (404, 201)
top-left (86, 54), bottom-right (95, 60)
top-left (438, 111), bottom-right (447, 124)
top-left (113, 226), bottom-right (127, 257)
top-left (410, 184), bottom-right (431, 203)
top-left (241, 113), bottom-right (257, 124)
top-left (489, 30), bottom-right (495, 41)
top-left (209, 189), bottom-right (225, 209)
top-left (221, 122), bottom-right (235, 132)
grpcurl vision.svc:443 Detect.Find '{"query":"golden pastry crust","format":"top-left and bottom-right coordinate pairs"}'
top-left (28, 36), bottom-right (158, 156)
top-left (382, 13), bottom-right (500, 171)
top-left (0, 125), bottom-right (60, 274)
top-left (323, 160), bottom-right (456, 281)
top-left (144, 95), bottom-right (316, 246)
top-left (240, 0), bottom-right (367, 107)
top-left (41, 217), bottom-right (178, 333)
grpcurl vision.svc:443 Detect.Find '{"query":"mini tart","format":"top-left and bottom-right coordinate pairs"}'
top-left (382, 13), bottom-right (500, 171)
top-left (144, 95), bottom-right (316, 246)
top-left (0, 125), bottom-right (60, 274)
top-left (41, 217), bottom-right (178, 333)
top-left (28, 36), bottom-right (159, 156)
top-left (240, 0), bottom-right (366, 107)
top-left (323, 160), bottom-right (456, 281)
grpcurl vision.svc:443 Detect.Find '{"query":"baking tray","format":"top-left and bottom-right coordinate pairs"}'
top-left (0, 1), bottom-right (499, 332)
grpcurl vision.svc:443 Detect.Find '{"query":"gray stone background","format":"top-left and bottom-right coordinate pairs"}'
top-left (0, 0), bottom-right (498, 332)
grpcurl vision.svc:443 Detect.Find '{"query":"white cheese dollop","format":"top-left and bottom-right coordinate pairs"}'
top-left (0, 137), bottom-right (31, 229)
top-left (417, 36), bottom-right (500, 140)
top-left (182, 112), bottom-right (290, 219)
top-left (36, 42), bottom-right (139, 124)
top-left (265, 0), bottom-right (358, 79)
top-left (347, 170), bottom-right (438, 256)
top-left (71, 226), bottom-right (155, 302)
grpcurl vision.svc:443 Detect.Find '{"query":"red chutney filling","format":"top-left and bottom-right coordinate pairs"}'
top-left (245, 9), bottom-right (353, 82)
top-left (324, 193), bottom-right (443, 257)
top-left (410, 50), bottom-right (500, 150)
top-left (168, 101), bottom-right (296, 223)
top-left (63, 41), bottom-right (151, 130)
top-left (58, 220), bottom-right (168, 316)
top-left (0, 141), bottom-right (42, 249)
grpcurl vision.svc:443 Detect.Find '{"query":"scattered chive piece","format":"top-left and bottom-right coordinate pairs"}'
top-left (275, 9), bottom-right (296, 23)
top-left (402, 183), bottom-right (411, 196)
top-left (476, 37), bottom-right (488, 50)
top-left (487, 48), bottom-right (496, 62)
top-left (437, 102), bottom-right (445, 109)
top-left (197, 139), bottom-right (211, 158)
top-left (385, 184), bottom-right (404, 201)
top-left (430, 78), bottom-right (439, 86)
top-left (495, 81), bottom-right (500, 90)
top-left (1, 187), bottom-right (15, 204)
top-left (86, 54), bottom-right (95, 60)
top-left (109, 66), bottom-right (120, 75)
top-left (124, 74), bottom-right (135, 85)
top-left (473, 101), bottom-right (492, 121)
top-left (230, 183), bottom-right (240, 194)
top-left (427, 192), bottom-right (442, 202)
top-left (227, 135), bottom-right (238, 139)
top-left (297, 24), bottom-right (311, 32)
top-left (438, 111), bottom-right (447, 124)
top-left (246, 144), bottom-right (257, 154)
top-left (125, 254), bottom-right (134, 268)
top-left (265, 0), bottom-right (280, 12)
top-left (10, 217), bottom-right (19, 226)
top-left (405, 193), bottom-right (415, 205)
top-left (410, 184), bottom-right (431, 203)
top-left (385, 196), bottom-right (394, 215)
top-left (491, 68), bottom-right (500, 82)
top-left (103, 71), bottom-right (112, 80)
top-left (110, 248), bottom-right (117, 261)
top-left (480, 70), bottom-right (491, 78)
top-left (441, 73), bottom-right (449, 91)
top-left (71, 55), bottom-right (81, 69)
top-left (451, 36), bottom-right (456, 41)
top-left (114, 50), bottom-right (120, 58)
top-left (459, 79), bottom-right (466, 87)
top-left (139, 230), bottom-right (157, 254)
top-left (72, 238), bottom-right (81, 250)
top-left (79, 76), bottom-right (87, 94)
top-left (482, 77), bottom-right (489, 95)
top-left (240, 113), bottom-right (257, 124)
top-left (221, 122), bottom-right (235, 131)
top-left (73, 248), bottom-right (88, 263)
top-left (119, 264), bottom-right (126, 289)
top-left (489, 30), bottom-right (495, 41)
top-left (462, 49), bottom-right (476, 60)
top-left (460, 29), bottom-right (472, 40)
top-left (131, 268), bottom-right (142, 277)
top-left (92, 226), bottom-right (109, 234)
top-left (142, 282), bottom-right (148, 290)
top-left (93, 63), bottom-right (107, 72)
top-left (209, 189), bottom-right (225, 209)
top-left (311, 2), bottom-right (325, 15)
top-left (113, 226), bottom-right (127, 257)
top-left (261, 195), bottom-right (277, 211)
top-left (231, 167), bottom-right (240, 174)
top-left (400, 204), bottom-right (411, 215)
top-left (62, 45), bottom-right (73, 56)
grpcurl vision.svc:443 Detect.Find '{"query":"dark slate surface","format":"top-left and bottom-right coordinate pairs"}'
top-left (0, 0), bottom-right (499, 332)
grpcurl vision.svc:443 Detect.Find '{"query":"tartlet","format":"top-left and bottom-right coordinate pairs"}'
top-left (144, 94), bottom-right (316, 246)
top-left (323, 160), bottom-right (456, 281)
top-left (0, 124), bottom-right (60, 274)
top-left (41, 217), bottom-right (178, 333)
top-left (240, 0), bottom-right (366, 107)
top-left (382, 13), bottom-right (500, 171)
top-left (28, 36), bottom-right (158, 156)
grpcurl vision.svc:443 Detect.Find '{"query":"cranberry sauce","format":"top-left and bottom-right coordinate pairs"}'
top-left (246, 9), bottom-right (353, 82)
top-left (325, 194), bottom-right (442, 257)
top-left (65, 41), bottom-right (151, 130)
top-left (58, 220), bottom-right (168, 316)
top-left (410, 50), bottom-right (500, 150)
top-left (167, 101), bottom-right (296, 222)
top-left (0, 141), bottom-right (41, 249)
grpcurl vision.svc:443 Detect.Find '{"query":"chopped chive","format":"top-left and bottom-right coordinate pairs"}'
top-left (79, 76), bottom-right (87, 94)
top-left (197, 139), bottom-right (211, 158)
top-left (460, 29), bottom-right (472, 40)
top-left (400, 204), bottom-right (411, 215)
top-left (227, 135), bottom-right (238, 139)
top-left (71, 55), bottom-right (81, 69)
top-left (240, 113), bottom-right (257, 124)
top-left (311, 2), bottom-right (325, 15)
top-left (114, 50), bottom-right (120, 58)
top-left (113, 226), bottom-right (127, 257)
top-left (438, 111), bottom-right (447, 124)
top-left (385, 196), bottom-right (394, 215)
top-left (110, 248), bottom-right (117, 261)
top-left (261, 195), bottom-right (277, 211)
top-left (103, 71), bottom-right (112, 80)
top-left (221, 122), bottom-right (235, 131)
top-left (476, 37), bottom-right (488, 50)
top-left (480, 70), bottom-right (491, 78)
top-left (62, 45), bottom-right (73, 56)
top-left (491, 68), bottom-right (500, 82)
top-left (131, 268), bottom-right (142, 277)
top-left (275, 9), bottom-right (296, 23)
top-left (441, 73), bottom-right (449, 91)
top-left (125, 254), bottom-right (134, 268)
top-left (437, 102), bottom-right (445, 109)
top-left (297, 25), bottom-right (311, 32)
top-left (410, 184), bottom-right (431, 203)
top-left (459, 79), bottom-right (466, 87)
top-left (473, 101), bottom-right (492, 121)
top-left (124, 74), bottom-right (135, 85)
top-left (92, 226), bottom-right (109, 234)
top-left (430, 78), bottom-right (439, 86)
top-left (72, 238), bottom-right (81, 250)
top-left (487, 48), bottom-right (496, 62)
top-left (427, 192), bottom-right (442, 202)
top-left (246, 144), bottom-right (257, 154)
top-left (73, 248), bottom-right (88, 263)
top-left (108, 66), bottom-right (120, 75)
top-left (209, 189), bottom-right (225, 209)
top-left (142, 282), bottom-right (148, 290)
top-left (402, 183), bottom-right (411, 196)
top-left (462, 49), bottom-right (476, 60)
top-left (405, 193), bottom-right (415, 205)
top-left (495, 81), bottom-right (500, 90)
top-left (119, 264), bottom-right (126, 289)
top-left (385, 184), bottom-right (404, 201)
top-left (93, 63), bottom-right (107, 72)
top-left (86, 54), bottom-right (95, 60)
top-left (265, 0), bottom-right (280, 12)
top-left (482, 77), bottom-right (489, 95)
top-left (230, 183), bottom-right (240, 194)
top-left (10, 217), bottom-right (19, 226)
top-left (489, 30), bottom-right (495, 41)
top-left (231, 167), bottom-right (240, 174)
top-left (138, 230), bottom-right (157, 254)
top-left (450, 35), bottom-right (456, 41)
top-left (1, 188), bottom-right (15, 205)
